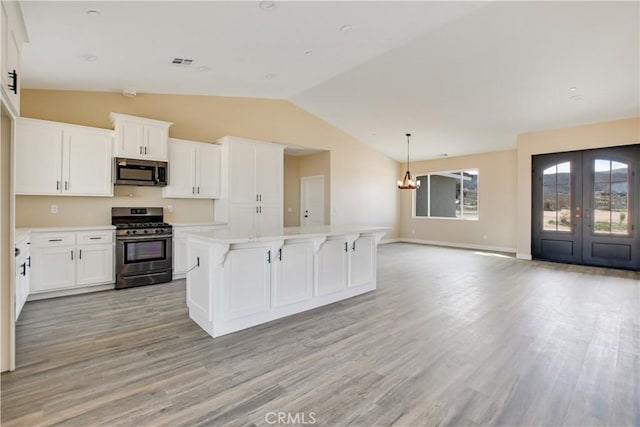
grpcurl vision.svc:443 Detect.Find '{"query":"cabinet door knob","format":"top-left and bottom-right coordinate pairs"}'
top-left (197, 187), bottom-right (200, 194)
top-left (344, 242), bottom-right (348, 252)
top-left (65, 181), bottom-right (68, 191)
top-left (352, 241), bottom-right (356, 251)
top-left (267, 250), bottom-right (271, 264)
top-left (56, 180), bottom-right (60, 190)
top-left (70, 250), bottom-right (74, 261)
top-left (278, 248), bottom-right (282, 261)
top-left (79, 249), bottom-right (82, 260)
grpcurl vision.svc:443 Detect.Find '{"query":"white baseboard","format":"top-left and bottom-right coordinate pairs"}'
top-left (399, 238), bottom-right (517, 254)
top-left (380, 238), bottom-right (401, 245)
top-left (28, 283), bottom-right (115, 300)
top-left (516, 252), bottom-right (532, 260)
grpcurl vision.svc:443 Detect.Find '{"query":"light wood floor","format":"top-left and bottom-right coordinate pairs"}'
top-left (2, 243), bottom-right (639, 426)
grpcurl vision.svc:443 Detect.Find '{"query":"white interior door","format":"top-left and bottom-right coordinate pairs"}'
top-left (301, 175), bottom-right (324, 226)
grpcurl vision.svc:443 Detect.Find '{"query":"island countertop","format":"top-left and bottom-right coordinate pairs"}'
top-left (186, 225), bottom-right (390, 245)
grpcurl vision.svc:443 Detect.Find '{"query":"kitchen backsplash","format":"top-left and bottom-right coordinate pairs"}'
top-left (15, 186), bottom-right (215, 227)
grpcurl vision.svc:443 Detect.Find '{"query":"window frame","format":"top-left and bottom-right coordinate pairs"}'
top-left (411, 168), bottom-right (480, 221)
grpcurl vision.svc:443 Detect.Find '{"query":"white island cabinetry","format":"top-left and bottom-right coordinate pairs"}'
top-left (185, 226), bottom-right (388, 338)
top-left (172, 223), bottom-right (227, 279)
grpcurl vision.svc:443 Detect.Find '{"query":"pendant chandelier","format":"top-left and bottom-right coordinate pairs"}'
top-left (397, 133), bottom-right (420, 190)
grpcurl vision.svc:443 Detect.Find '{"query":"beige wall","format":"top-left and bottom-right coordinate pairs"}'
top-left (299, 151), bottom-right (331, 225)
top-left (515, 117), bottom-right (640, 259)
top-left (283, 155), bottom-right (301, 227)
top-left (20, 90), bottom-right (400, 237)
top-left (283, 151), bottom-right (331, 227)
top-left (1, 112), bottom-right (12, 372)
top-left (400, 150), bottom-right (518, 251)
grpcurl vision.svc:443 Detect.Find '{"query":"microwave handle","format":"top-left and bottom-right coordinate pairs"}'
top-left (155, 164), bottom-right (159, 183)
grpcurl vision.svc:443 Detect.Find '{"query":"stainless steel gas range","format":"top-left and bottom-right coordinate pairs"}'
top-left (112, 207), bottom-right (173, 289)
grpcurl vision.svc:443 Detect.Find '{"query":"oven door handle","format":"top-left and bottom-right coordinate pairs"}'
top-left (117, 235), bottom-right (172, 242)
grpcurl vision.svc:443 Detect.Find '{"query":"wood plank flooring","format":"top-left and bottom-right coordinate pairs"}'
top-left (2, 243), bottom-right (639, 426)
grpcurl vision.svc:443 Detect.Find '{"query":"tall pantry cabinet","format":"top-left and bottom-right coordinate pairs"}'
top-left (214, 137), bottom-right (283, 231)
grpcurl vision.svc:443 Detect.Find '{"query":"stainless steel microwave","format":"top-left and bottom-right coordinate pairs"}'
top-left (114, 158), bottom-right (168, 186)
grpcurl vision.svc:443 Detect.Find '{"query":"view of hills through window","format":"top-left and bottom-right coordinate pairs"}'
top-left (542, 160), bottom-right (629, 234)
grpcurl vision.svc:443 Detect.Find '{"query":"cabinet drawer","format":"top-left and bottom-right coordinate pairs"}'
top-left (77, 230), bottom-right (114, 245)
top-left (31, 232), bottom-right (75, 247)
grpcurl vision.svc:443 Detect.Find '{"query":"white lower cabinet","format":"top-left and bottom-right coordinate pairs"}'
top-left (30, 229), bottom-right (114, 296)
top-left (31, 245), bottom-right (76, 292)
top-left (76, 244), bottom-right (114, 286)
top-left (315, 238), bottom-right (348, 296)
top-left (272, 242), bottom-right (314, 307)
top-left (349, 236), bottom-right (376, 288)
top-left (14, 236), bottom-right (30, 321)
top-left (222, 246), bottom-right (271, 320)
top-left (173, 224), bottom-right (227, 278)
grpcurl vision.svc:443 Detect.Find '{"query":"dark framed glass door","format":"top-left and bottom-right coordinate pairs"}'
top-left (532, 145), bottom-right (639, 270)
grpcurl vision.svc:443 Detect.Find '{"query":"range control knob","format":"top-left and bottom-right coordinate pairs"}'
top-left (144, 229), bottom-right (149, 234)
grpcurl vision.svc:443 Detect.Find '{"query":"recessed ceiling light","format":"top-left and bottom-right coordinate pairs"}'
top-left (259, 1), bottom-right (276, 11)
top-left (78, 53), bottom-right (98, 62)
top-left (569, 86), bottom-right (577, 92)
top-left (305, 50), bottom-right (313, 55)
top-left (340, 24), bottom-right (353, 33)
top-left (86, 10), bottom-right (101, 17)
top-left (569, 94), bottom-right (584, 101)
top-left (265, 73), bottom-right (277, 79)
top-left (197, 65), bottom-right (211, 72)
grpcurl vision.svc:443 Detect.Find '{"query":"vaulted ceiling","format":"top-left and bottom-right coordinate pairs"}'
top-left (20, 1), bottom-right (639, 161)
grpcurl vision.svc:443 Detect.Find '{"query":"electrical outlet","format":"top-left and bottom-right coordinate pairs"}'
top-left (50, 204), bottom-right (58, 214)
top-left (167, 204), bottom-right (174, 213)
top-left (287, 207), bottom-right (292, 213)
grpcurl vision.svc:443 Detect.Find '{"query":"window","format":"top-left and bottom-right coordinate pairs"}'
top-left (542, 161), bottom-right (572, 232)
top-left (593, 159), bottom-right (630, 235)
top-left (414, 170), bottom-right (478, 219)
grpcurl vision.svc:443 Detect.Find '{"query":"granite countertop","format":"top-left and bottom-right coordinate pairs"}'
top-left (187, 225), bottom-right (390, 245)
top-left (171, 222), bottom-right (228, 227)
top-left (17, 225), bottom-right (116, 234)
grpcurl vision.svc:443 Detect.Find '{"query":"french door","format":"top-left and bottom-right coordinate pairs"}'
top-left (532, 145), bottom-right (640, 270)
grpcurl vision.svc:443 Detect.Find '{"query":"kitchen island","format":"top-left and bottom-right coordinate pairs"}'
top-left (185, 226), bottom-right (389, 338)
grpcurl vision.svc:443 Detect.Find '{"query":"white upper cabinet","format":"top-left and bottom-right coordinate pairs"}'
top-left (215, 136), bottom-right (283, 231)
top-left (1, 1), bottom-right (28, 117)
top-left (64, 126), bottom-right (113, 196)
top-left (109, 113), bottom-right (172, 161)
top-left (228, 140), bottom-right (257, 204)
top-left (15, 118), bottom-right (113, 197)
top-left (162, 138), bottom-right (221, 199)
top-left (14, 119), bottom-right (63, 195)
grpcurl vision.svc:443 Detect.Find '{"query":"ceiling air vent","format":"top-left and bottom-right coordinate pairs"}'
top-left (170, 58), bottom-right (194, 67)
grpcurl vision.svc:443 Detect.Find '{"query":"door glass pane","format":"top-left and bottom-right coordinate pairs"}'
top-left (462, 170), bottom-right (478, 219)
top-left (594, 159), bottom-right (630, 235)
top-left (543, 162), bottom-right (571, 232)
